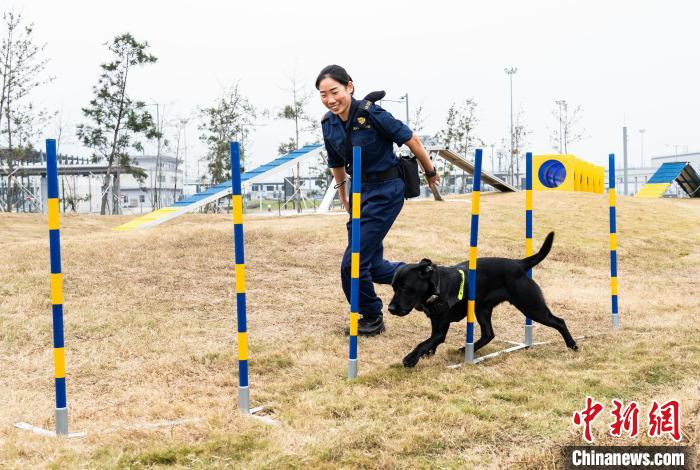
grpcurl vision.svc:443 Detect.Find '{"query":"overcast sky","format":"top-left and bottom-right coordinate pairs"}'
top-left (7, 0), bottom-right (700, 174)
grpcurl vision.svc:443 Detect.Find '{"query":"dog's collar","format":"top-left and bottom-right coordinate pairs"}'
top-left (424, 268), bottom-right (466, 308)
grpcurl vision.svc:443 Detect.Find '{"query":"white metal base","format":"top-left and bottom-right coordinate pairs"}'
top-left (464, 342), bottom-right (474, 363)
top-left (14, 422), bottom-right (85, 438)
top-left (348, 359), bottom-right (358, 379)
top-left (612, 314), bottom-right (620, 330)
top-left (524, 324), bottom-right (533, 346)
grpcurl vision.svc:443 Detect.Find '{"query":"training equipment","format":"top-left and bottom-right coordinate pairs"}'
top-left (635, 162), bottom-right (700, 198)
top-left (228, 143), bottom-right (276, 424)
top-left (47, 139), bottom-right (69, 434)
top-left (348, 146), bottom-right (361, 379)
top-left (14, 140), bottom-right (84, 438)
top-left (533, 154), bottom-right (604, 193)
top-left (426, 148), bottom-right (517, 193)
top-left (464, 149), bottom-right (482, 363)
top-left (524, 152), bottom-right (534, 345)
top-left (230, 142), bottom-right (252, 413)
top-left (114, 144), bottom-right (324, 231)
top-left (609, 154), bottom-right (620, 329)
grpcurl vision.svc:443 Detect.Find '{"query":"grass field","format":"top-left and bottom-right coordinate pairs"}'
top-left (1, 192), bottom-right (698, 468)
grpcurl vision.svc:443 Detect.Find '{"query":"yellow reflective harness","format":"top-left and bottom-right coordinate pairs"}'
top-left (458, 269), bottom-right (465, 301)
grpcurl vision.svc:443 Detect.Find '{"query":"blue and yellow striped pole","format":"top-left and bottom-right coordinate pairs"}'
top-left (524, 151), bottom-right (534, 346)
top-left (47, 139), bottom-right (69, 435)
top-left (230, 142), bottom-right (251, 413)
top-left (348, 146), bottom-right (361, 379)
top-left (608, 153), bottom-right (620, 329)
top-left (465, 148), bottom-right (482, 364)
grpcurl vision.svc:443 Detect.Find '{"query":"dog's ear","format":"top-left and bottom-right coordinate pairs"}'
top-left (418, 259), bottom-right (434, 278)
top-left (418, 259), bottom-right (440, 296)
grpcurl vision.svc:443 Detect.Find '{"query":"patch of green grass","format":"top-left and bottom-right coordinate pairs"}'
top-left (492, 391), bottom-right (530, 404)
top-left (635, 363), bottom-right (677, 386)
top-left (83, 432), bottom-right (268, 469)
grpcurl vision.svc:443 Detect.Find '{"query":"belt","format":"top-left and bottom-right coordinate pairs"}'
top-left (360, 166), bottom-right (400, 183)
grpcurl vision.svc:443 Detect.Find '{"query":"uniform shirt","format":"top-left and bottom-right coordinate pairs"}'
top-left (322, 98), bottom-right (413, 174)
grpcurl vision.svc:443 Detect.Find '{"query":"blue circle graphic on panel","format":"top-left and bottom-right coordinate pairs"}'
top-left (538, 159), bottom-right (566, 188)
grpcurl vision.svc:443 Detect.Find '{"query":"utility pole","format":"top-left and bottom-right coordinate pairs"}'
top-left (505, 67), bottom-right (517, 186)
top-left (639, 129), bottom-right (646, 167)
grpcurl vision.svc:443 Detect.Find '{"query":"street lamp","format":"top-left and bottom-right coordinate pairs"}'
top-left (380, 93), bottom-right (410, 127)
top-left (505, 67), bottom-right (517, 185)
top-left (639, 129), bottom-right (646, 167)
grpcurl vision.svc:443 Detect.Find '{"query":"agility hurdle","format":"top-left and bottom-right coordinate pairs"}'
top-left (609, 154), bottom-right (620, 329)
top-left (348, 146), bottom-right (361, 379)
top-left (14, 139), bottom-right (84, 438)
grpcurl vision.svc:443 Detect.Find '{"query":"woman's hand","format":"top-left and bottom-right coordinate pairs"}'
top-left (426, 173), bottom-right (440, 187)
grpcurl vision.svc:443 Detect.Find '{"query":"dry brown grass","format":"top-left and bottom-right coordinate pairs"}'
top-left (1, 192), bottom-right (699, 469)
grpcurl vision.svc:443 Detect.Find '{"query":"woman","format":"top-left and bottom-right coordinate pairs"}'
top-left (316, 64), bottom-right (440, 336)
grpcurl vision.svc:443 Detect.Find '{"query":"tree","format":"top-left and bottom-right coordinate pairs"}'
top-left (76, 33), bottom-right (159, 215)
top-left (550, 101), bottom-right (585, 154)
top-left (511, 107), bottom-right (530, 187)
top-left (199, 83), bottom-right (256, 184)
top-left (436, 99), bottom-right (482, 192)
top-left (277, 75), bottom-right (319, 153)
top-left (0, 11), bottom-right (54, 211)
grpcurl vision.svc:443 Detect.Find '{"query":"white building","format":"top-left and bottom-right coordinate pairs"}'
top-left (121, 155), bottom-right (184, 212)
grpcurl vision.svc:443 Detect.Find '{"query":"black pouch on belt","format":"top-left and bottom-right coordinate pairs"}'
top-left (399, 155), bottom-right (421, 199)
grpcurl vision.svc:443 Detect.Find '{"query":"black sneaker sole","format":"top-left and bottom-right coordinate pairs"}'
top-left (344, 324), bottom-right (386, 337)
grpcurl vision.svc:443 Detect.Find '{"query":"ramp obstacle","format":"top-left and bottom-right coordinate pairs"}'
top-left (636, 161), bottom-right (700, 198)
top-left (114, 144), bottom-right (325, 231)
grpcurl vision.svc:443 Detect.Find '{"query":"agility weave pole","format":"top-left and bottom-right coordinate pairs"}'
top-left (609, 153), bottom-right (620, 330)
top-left (14, 139), bottom-right (84, 438)
top-left (464, 148), bottom-right (482, 364)
top-left (348, 146), bottom-right (361, 379)
top-left (524, 151), bottom-right (534, 346)
top-left (229, 142), bottom-right (277, 425)
top-left (229, 141), bottom-right (253, 414)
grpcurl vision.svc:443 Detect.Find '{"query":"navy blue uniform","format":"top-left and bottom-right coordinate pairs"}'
top-left (322, 98), bottom-right (413, 318)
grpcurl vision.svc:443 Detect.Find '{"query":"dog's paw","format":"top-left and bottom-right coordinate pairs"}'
top-left (403, 354), bottom-right (420, 368)
top-left (424, 348), bottom-right (437, 357)
top-left (457, 346), bottom-right (465, 355)
top-left (570, 344), bottom-right (579, 351)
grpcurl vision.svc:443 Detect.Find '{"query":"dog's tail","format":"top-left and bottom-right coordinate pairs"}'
top-left (520, 231), bottom-right (555, 272)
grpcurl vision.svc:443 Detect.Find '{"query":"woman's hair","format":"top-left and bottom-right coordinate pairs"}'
top-left (315, 64), bottom-right (353, 93)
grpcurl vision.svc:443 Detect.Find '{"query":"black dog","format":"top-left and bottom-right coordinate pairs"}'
top-left (388, 232), bottom-right (578, 367)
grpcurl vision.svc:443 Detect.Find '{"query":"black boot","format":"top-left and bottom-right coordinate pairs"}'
top-left (345, 314), bottom-right (385, 336)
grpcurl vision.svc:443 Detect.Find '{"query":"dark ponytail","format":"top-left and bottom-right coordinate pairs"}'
top-left (315, 65), bottom-right (353, 94)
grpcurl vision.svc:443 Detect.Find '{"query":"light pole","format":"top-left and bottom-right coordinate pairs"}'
top-left (505, 68), bottom-right (517, 185)
top-left (381, 94), bottom-right (409, 127)
top-left (555, 100), bottom-right (567, 153)
top-left (639, 129), bottom-right (646, 167)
